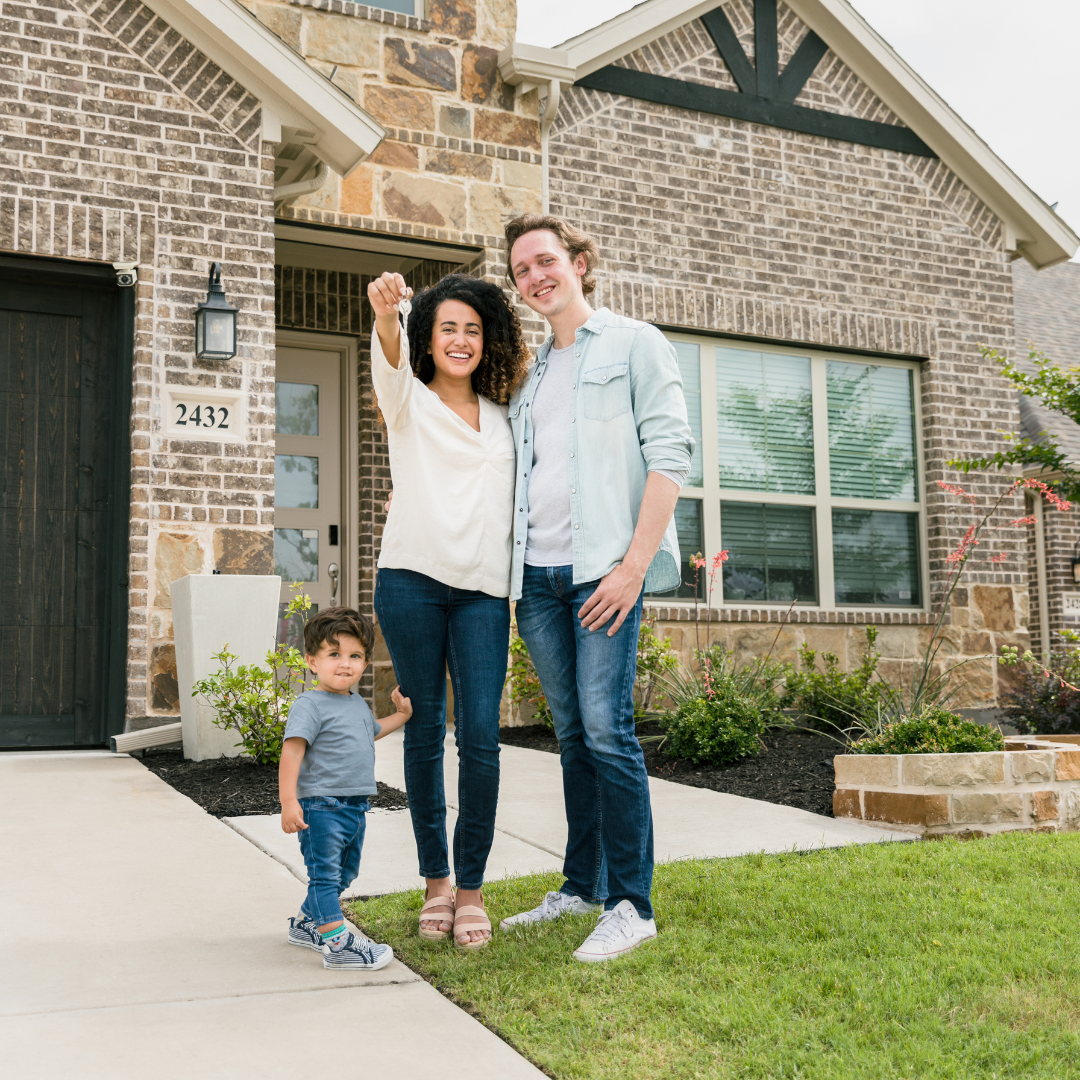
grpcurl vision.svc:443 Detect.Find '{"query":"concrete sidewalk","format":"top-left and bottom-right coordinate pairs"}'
top-left (0, 751), bottom-right (544, 1080)
top-left (228, 730), bottom-right (912, 896)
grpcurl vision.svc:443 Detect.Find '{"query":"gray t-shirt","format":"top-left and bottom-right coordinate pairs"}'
top-left (283, 689), bottom-right (381, 798)
top-left (525, 343), bottom-right (574, 567)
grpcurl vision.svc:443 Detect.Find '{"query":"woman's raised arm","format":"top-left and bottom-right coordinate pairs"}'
top-left (367, 272), bottom-right (411, 369)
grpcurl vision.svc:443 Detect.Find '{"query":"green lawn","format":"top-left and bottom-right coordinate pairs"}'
top-left (347, 833), bottom-right (1080, 1079)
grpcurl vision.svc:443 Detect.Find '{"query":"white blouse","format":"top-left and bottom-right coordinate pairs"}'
top-left (370, 329), bottom-right (515, 598)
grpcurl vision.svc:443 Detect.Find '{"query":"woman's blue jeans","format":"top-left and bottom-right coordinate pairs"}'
top-left (515, 564), bottom-right (654, 919)
top-left (374, 568), bottom-right (509, 890)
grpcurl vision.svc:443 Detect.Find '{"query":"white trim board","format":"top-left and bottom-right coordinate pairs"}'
top-left (140, 0), bottom-right (384, 176)
top-left (505, 0), bottom-right (1077, 270)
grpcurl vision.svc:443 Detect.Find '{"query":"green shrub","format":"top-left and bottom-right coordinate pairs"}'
top-left (850, 705), bottom-right (1004, 755)
top-left (660, 675), bottom-right (766, 765)
top-left (191, 586), bottom-right (313, 764)
top-left (785, 626), bottom-right (892, 729)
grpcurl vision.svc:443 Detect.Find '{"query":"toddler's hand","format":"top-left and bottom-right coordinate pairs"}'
top-left (281, 800), bottom-right (308, 834)
top-left (391, 685), bottom-right (413, 721)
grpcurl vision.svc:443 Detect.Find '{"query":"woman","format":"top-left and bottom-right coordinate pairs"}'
top-left (367, 271), bottom-right (530, 948)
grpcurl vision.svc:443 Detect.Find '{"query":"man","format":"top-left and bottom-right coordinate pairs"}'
top-left (499, 214), bottom-right (693, 961)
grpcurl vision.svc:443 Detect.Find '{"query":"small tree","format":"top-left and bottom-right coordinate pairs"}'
top-left (952, 345), bottom-right (1080, 500)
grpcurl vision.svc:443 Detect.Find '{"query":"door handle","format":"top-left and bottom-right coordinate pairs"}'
top-left (328, 562), bottom-right (339, 605)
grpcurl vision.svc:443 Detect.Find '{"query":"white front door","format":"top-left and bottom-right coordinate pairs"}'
top-left (274, 346), bottom-right (342, 615)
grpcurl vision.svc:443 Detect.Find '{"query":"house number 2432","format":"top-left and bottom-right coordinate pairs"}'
top-left (175, 403), bottom-right (229, 429)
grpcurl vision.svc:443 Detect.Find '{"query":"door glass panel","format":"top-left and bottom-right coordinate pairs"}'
top-left (274, 529), bottom-right (319, 583)
top-left (277, 602), bottom-right (319, 649)
top-left (275, 382), bottom-right (319, 436)
top-left (275, 454), bottom-right (319, 508)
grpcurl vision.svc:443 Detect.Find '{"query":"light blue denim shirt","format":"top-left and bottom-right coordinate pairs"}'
top-left (508, 308), bottom-right (695, 601)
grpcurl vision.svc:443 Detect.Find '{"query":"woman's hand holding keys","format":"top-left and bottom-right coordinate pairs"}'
top-left (367, 272), bottom-right (413, 369)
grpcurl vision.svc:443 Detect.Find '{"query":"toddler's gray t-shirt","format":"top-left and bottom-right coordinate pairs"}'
top-left (283, 689), bottom-right (381, 798)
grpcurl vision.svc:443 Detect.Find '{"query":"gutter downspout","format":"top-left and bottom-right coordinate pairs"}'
top-left (1033, 493), bottom-right (1052, 662)
top-left (540, 79), bottom-right (561, 214)
top-left (274, 159), bottom-right (331, 210)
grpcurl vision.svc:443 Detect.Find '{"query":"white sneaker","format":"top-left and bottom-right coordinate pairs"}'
top-left (572, 899), bottom-right (657, 963)
top-left (500, 890), bottom-right (603, 931)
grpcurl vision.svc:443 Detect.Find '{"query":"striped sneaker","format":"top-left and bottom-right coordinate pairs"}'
top-left (323, 932), bottom-right (394, 970)
top-left (287, 916), bottom-right (324, 953)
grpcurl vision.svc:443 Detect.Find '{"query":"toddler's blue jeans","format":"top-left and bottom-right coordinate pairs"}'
top-left (297, 795), bottom-right (370, 925)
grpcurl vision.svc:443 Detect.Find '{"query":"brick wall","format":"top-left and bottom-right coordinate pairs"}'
top-left (548, 0), bottom-right (1025, 705)
top-left (0, 0), bottom-right (277, 720)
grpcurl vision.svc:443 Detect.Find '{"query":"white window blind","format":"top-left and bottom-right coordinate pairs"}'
top-left (827, 362), bottom-right (916, 501)
top-left (716, 348), bottom-right (814, 494)
top-left (672, 341), bottom-right (704, 486)
top-left (649, 334), bottom-right (924, 611)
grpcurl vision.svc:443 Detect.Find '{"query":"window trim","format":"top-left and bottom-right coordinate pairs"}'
top-left (664, 332), bottom-right (928, 613)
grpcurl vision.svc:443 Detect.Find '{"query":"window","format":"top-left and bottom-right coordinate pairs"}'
top-left (370, 0), bottom-right (422, 13)
top-left (651, 337), bottom-right (924, 610)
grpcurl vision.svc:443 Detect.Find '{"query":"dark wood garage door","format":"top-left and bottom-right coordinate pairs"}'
top-left (0, 259), bottom-right (132, 747)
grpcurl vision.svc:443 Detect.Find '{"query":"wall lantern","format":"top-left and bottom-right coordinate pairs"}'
top-left (195, 262), bottom-right (239, 360)
top-left (1072, 542), bottom-right (1080, 586)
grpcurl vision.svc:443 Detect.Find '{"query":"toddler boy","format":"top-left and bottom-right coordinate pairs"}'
top-left (279, 606), bottom-right (412, 969)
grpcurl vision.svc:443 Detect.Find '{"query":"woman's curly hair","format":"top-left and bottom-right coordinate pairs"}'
top-left (406, 274), bottom-right (530, 405)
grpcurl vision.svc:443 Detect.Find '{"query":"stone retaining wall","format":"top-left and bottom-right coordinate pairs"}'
top-left (833, 742), bottom-right (1080, 837)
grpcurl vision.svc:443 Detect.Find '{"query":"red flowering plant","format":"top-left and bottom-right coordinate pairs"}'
top-left (895, 477), bottom-right (1070, 723)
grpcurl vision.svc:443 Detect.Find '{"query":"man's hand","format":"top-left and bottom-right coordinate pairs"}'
top-left (577, 561), bottom-right (646, 636)
top-left (281, 799), bottom-right (308, 834)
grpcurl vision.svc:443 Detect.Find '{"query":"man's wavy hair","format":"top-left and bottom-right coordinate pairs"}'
top-left (503, 214), bottom-right (600, 297)
top-left (406, 274), bottom-right (530, 405)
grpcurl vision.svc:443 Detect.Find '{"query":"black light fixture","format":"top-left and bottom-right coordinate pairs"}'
top-left (1071, 542), bottom-right (1080, 586)
top-left (195, 261), bottom-right (238, 360)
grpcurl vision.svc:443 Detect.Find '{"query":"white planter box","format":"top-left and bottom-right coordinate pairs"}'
top-left (171, 574), bottom-right (282, 761)
top-left (833, 738), bottom-right (1080, 837)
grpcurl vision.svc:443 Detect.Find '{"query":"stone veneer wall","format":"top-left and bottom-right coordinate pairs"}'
top-left (550, 0), bottom-right (1027, 705)
top-left (1, 0), bottom-right (277, 722)
top-left (833, 745), bottom-right (1080, 837)
top-left (248, 0), bottom-right (541, 245)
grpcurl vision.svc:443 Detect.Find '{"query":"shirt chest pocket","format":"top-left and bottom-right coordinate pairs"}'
top-left (581, 363), bottom-right (630, 421)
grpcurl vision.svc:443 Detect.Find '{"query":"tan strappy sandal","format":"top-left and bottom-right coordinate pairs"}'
top-left (453, 894), bottom-right (492, 951)
top-left (418, 889), bottom-right (455, 941)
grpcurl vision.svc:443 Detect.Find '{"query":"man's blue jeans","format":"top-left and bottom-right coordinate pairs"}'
top-left (374, 567), bottom-right (510, 890)
top-left (515, 564), bottom-right (654, 919)
top-left (297, 795), bottom-right (370, 925)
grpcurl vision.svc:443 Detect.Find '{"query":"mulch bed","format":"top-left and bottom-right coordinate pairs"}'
top-left (499, 722), bottom-right (841, 818)
top-left (141, 724), bottom-right (840, 820)
top-left (140, 746), bottom-right (409, 818)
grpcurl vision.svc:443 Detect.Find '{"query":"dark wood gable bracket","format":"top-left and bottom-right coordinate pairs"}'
top-left (576, 0), bottom-right (936, 158)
